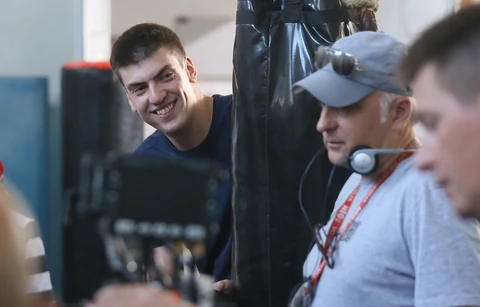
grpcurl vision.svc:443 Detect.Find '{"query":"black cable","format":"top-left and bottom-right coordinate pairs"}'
top-left (298, 148), bottom-right (336, 239)
top-left (321, 164), bottom-right (337, 225)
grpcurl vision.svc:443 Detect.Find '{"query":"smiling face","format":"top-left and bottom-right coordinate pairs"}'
top-left (412, 64), bottom-right (480, 218)
top-left (118, 47), bottom-right (198, 137)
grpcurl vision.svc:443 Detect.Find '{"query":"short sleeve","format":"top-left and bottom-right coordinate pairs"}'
top-left (405, 183), bottom-right (480, 307)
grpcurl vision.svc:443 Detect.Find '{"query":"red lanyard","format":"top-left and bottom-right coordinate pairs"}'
top-left (310, 152), bottom-right (413, 288)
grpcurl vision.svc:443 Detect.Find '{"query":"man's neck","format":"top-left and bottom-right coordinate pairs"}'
top-left (362, 132), bottom-right (420, 181)
top-left (167, 94), bottom-right (213, 151)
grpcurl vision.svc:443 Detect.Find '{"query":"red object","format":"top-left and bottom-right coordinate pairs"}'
top-left (62, 61), bottom-right (111, 70)
top-left (0, 161), bottom-right (3, 177)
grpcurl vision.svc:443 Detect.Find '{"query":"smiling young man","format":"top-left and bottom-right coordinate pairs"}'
top-left (289, 31), bottom-right (480, 307)
top-left (109, 23), bottom-right (233, 282)
top-left (398, 5), bottom-right (480, 220)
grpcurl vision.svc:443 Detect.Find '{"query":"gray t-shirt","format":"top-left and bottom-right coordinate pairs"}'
top-left (303, 157), bottom-right (480, 307)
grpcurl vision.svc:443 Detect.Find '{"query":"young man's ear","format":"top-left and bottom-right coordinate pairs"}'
top-left (391, 96), bottom-right (413, 130)
top-left (185, 57), bottom-right (197, 83)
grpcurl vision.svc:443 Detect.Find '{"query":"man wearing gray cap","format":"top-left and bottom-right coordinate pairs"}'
top-left (289, 31), bottom-right (480, 307)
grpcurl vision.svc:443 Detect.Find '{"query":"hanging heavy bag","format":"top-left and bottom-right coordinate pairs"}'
top-left (231, 0), bottom-right (378, 306)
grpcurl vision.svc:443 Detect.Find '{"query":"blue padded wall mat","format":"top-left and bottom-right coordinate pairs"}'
top-left (0, 77), bottom-right (49, 234)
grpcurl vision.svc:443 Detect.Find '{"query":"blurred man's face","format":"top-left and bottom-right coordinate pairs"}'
top-left (412, 63), bottom-right (480, 218)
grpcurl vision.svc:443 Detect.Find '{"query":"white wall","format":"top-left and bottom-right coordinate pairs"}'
top-left (184, 20), bottom-right (236, 80)
top-left (0, 0), bottom-right (82, 105)
top-left (83, 0), bottom-right (112, 61)
top-left (376, 0), bottom-right (456, 44)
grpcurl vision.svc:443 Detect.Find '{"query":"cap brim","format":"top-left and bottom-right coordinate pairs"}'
top-left (293, 69), bottom-right (376, 108)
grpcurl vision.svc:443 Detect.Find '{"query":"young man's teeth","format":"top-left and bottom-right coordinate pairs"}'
top-left (156, 102), bottom-right (174, 115)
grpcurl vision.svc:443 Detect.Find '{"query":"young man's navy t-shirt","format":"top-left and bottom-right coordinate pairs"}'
top-left (134, 94), bottom-right (232, 281)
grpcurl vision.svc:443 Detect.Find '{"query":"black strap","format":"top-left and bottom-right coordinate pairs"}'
top-left (283, 0), bottom-right (301, 5)
top-left (236, 8), bottom-right (348, 26)
top-left (282, 0), bottom-right (302, 22)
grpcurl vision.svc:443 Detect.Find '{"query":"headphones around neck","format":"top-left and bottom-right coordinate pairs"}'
top-left (346, 145), bottom-right (416, 175)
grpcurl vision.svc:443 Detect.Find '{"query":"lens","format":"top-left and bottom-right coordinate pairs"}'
top-left (331, 52), bottom-right (356, 76)
top-left (314, 46), bottom-right (330, 70)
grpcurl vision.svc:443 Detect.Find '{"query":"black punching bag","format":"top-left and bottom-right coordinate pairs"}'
top-left (231, 1), bottom-right (361, 306)
top-left (61, 62), bottom-right (144, 302)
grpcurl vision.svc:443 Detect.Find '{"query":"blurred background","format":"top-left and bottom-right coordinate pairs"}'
top-left (0, 0), bottom-right (477, 302)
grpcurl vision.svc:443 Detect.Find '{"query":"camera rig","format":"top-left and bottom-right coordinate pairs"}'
top-left (67, 152), bottom-right (235, 306)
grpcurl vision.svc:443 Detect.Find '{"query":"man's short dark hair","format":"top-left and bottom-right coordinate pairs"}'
top-left (110, 23), bottom-right (187, 84)
top-left (398, 5), bottom-right (480, 104)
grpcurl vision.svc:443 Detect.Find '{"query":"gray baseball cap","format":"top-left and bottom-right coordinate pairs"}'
top-left (293, 31), bottom-right (412, 108)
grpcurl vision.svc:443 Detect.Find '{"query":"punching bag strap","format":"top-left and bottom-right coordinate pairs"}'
top-left (236, 3), bottom-right (348, 26)
top-left (236, 8), bottom-right (270, 26)
top-left (282, 0), bottom-right (302, 21)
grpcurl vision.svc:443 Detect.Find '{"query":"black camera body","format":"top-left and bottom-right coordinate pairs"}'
top-left (63, 153), bottom-right (234, 306)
